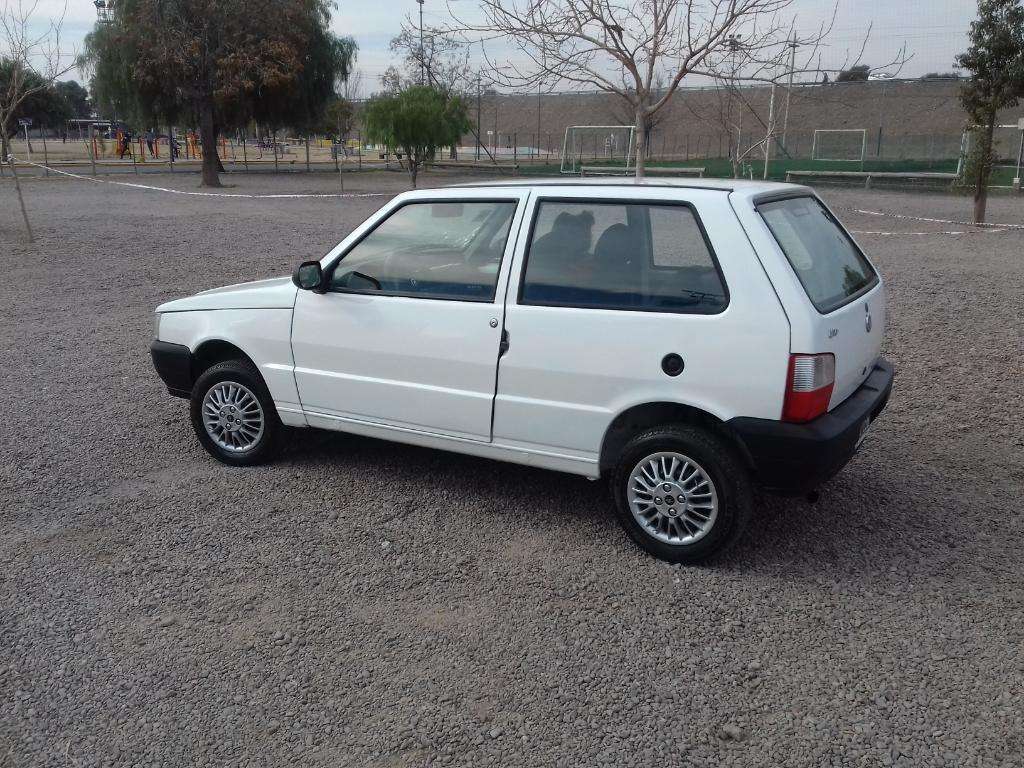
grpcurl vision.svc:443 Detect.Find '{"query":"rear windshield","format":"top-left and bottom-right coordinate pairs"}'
top-left (757, 196), bottom-right (877, 313)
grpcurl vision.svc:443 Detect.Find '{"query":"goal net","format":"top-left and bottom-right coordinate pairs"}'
top-left (811, 129), bottom-right (867, 163)
top-left (961, 124), bottom-right (1024, 172)
top-left (561, 126), bottom-right (636, 175)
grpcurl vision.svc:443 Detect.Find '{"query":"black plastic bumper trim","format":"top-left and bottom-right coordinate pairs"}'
top-left (150, 340), bottom-right (193, 398)
top-left (728, 358), bottom-right (894, 494)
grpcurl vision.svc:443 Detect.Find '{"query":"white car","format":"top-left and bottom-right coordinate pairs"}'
top-left (151, 178), bottom-right (892, 563)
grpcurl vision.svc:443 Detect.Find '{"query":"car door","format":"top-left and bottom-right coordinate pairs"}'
top-left (492, 187), bottom-right (790, 464)
top-left (291, 189), bottom-right (529, 442)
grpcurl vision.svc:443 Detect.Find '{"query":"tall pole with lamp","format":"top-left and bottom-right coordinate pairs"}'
top-left (780, 39), bottom-right (797, 154)
top-left (417, 0), bottom-right (425, 86)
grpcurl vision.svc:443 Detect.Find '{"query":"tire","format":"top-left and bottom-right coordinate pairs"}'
top-left (189, 358), bottom-right (281, 466)
top-left (610, 425), bottom-right (753, 564)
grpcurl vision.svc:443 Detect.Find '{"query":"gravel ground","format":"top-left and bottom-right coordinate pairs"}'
top-left (1, 170), bottom-right (1022, 768)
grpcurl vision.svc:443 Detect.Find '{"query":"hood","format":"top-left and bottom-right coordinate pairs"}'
top-left (156, 276), bottom-right (297, 313)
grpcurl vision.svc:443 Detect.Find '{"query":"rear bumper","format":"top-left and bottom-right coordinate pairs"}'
top-left (151, 340), bottom-right (193, 398)
top-left (728, 358), bottom-right (894, 494)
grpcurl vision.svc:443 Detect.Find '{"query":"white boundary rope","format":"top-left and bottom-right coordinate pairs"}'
top-left (850, 229), bottom-right (1007, 236)
top-left (9, 157), bottom-right (388, 200)
top-left (8, 157), bottom-right (1020, 234)
top-left (851, 207), bottom-right (1023, 231)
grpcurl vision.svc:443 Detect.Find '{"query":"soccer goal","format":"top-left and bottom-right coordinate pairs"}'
top-left (811, 129), bottom-right (867, 165)
top-left (959, 123), bottom-right (1024, 177)
top-left (561, 125), bottom-right (636, 175)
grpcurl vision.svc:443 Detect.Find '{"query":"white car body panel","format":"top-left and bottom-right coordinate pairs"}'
top-left (493, 186), bottom-right (790, 463)
top-left (158, 308), bottom-right (305, 426)
top-left (291, 188), bottom-right (530, 442)
top-left (156, 276), bottom-right (296, 313)
top-left (729, 191), bottom-right (885, 407)
top-left (153, 178), bottom-right (885, 478)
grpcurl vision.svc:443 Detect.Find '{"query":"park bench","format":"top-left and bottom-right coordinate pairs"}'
top-left (428, 160), bottom-right (520, 175)
top-left (580, 165), bottom-right (705, 177)
top-left (785, 169), bottom-right (958, 189)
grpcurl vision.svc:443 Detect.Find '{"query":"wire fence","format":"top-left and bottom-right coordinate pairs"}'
top-left (8, 74), bottom-right (1024, 188)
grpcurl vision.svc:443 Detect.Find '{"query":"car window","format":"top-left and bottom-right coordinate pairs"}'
top-left (521, 201), bottom-right (727, 313)
top-left (757, 196), bottom-right (877, 313)
top-left (330, 200), bottom-right (517, 301)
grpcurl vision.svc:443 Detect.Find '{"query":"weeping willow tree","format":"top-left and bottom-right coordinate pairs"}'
top-left (363, 85), bottom-right (470, 187)
top-left (81, 0), bottom-right (356, 186)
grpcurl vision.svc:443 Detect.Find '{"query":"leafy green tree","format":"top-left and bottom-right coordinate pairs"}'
top-left (363, 85), bottom-right (469, 187)
top-left (252, 27), bottom-right (356, 136)
top-left (82, 0), bottom-right (354, 187)
top-left (0, 60), bottom-right (71, 137)
top-left (55, 81), bottom-right (91, 119)
top-left (956, 0), bottom-right (1024, 223)
top-left (836, 65), bottom-right (871, 82)
top-left (321, 96), bottom-right (355, 139)
top-left (81, 19), bottom-right (145, 125)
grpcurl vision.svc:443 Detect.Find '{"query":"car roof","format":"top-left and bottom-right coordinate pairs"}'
top-left (446, 176), bottom-right (805, 198)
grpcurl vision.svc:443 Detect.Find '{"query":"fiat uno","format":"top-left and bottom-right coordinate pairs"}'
top-left (151, 178), bottom-right (893, 563)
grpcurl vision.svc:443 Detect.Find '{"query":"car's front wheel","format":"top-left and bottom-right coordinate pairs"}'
top-left (611, 425), bottom-right (752, 564)
top-left (190, 359), bottom-right (280, 465)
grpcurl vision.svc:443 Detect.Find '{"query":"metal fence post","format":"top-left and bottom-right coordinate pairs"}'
top-left (305, 135), bottom-right (311, 172)
top-left (242, 134), bottom-right (248, 172)
top-left (42, 127), bottom-right (49, 176)
top-left (88, 128), bottom-right (97, 176)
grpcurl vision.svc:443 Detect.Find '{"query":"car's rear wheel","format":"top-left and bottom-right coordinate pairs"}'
top-left (611, 425), bottom-right (752, 564)
top-left (190, 359), bottom-right (280, 465)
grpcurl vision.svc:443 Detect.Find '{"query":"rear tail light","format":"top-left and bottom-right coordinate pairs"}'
top-left (783, 353), bottom-right (835, 423)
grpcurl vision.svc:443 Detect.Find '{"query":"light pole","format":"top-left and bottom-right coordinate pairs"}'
top-left (417, 0), bottom-right (425, 86)
top-left (780, 39), bottom-right (798, 153)
top-left (726, 34), bottom-right (743, 169)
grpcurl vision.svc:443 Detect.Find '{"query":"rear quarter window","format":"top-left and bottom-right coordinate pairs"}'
top-left (757, 196), bottom-right (877, 313)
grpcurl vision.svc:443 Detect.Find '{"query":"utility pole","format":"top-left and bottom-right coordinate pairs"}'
top-left (417, 0), bottom-right (425, 86)
top-left (764, 82), bottom-right (776, 179)
top-left (781, 39), bottom-right (797, 152)
top-left (726, 34), bottom-right (743, 170)
top-left (536, 81), bottom-right (542, 163)
top-left (476, 74), bottom-right (481, 161)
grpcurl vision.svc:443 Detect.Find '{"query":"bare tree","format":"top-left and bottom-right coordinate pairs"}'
top-left (342, 69), bottom-right (364, 101)
top-left (449, 0), bottom-right (830, 178)
top-left (1, 0), bottom-right (75, 241)
top-left (609, 72), bottom-right (668, 160)
top-left (391, 22), bottom-right (474, 97)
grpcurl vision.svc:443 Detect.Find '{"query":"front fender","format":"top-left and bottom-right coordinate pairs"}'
top-left (157, 308), bottom-right (303, 422)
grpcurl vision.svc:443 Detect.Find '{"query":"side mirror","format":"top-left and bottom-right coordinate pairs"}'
top-left (292, 260), bottom-right (324, 291)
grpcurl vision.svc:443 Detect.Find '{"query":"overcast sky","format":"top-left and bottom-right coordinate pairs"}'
top-left (38, 0), bottom-right (979, 92)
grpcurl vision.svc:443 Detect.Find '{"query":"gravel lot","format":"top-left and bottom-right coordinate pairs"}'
top-left (2, 170), bottom-right (1022, 768)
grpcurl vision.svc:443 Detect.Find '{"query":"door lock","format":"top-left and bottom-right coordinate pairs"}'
top-left (489, 318), bottom-right (498, 328)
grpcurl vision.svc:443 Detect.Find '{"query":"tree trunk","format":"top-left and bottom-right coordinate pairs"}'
top-left (4, 131), bottom-right (34, 242)
top-left (634, 105), bottom-right (646, 180)
top-left (409, 157), bottom-right (418, 188)
top-left (199, 101), bottom-right (221, 187)
top-left (973, 116), bottom-right (996, 225)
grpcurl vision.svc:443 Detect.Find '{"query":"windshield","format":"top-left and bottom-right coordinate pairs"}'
top-left (757, 196), bottom-right (877, 313)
